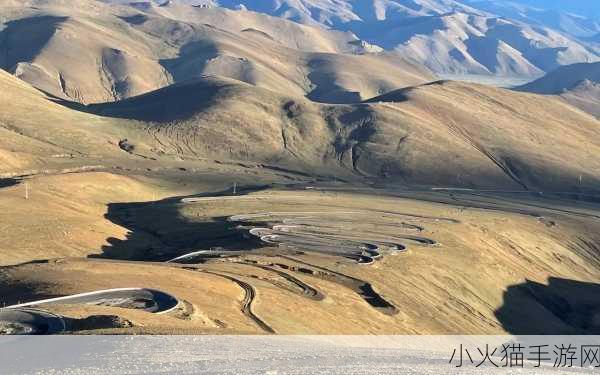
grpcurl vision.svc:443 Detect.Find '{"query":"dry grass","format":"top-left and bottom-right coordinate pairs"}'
top-left (0, 0), bottom-right (433, 104)
top-left (1, 1), bottom-right (600, 336)
top-left (2, 178), bottom-right (599, 334)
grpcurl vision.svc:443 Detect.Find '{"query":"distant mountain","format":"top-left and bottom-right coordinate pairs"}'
top-left (463, 1), bottom-right (600, 38)
top-left (104, 0), bottom-right (478, 27)
top-left (369, 12), bottom-right (597, 77)
top-left (2, 0), bottom-right (432, 104)
top-left (517, 62), bottom-right (600, 117)
top-left (7, 0), bottom-right (600, 95)
top-left (155, 0), bottom-right (600, 78)
top-left (518, 62), bottom-right (600, 94)
top-left (477, 1), bottom-right (600, 18)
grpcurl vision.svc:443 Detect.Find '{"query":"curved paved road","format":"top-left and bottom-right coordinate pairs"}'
top-left (6, 288), bottom-right (179, 314)
top-left (231, 211), bottom-right (440, 264)
top-left (0, 288), bottom-right (179, 335)
top-left (1, 195), bottom-right (455, 334)
top-left (0, 308), bottom-right (66, 334)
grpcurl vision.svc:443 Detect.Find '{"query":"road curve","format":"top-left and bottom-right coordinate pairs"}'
top-left (0, 308), bottom-right (66, 335)
top-left (2, 199), bottom-right (453, 334)
top-left (240, 262), bottom-right (325, 301)
top-left (198, 270), bottom-right (275, 334)
top-left (6, 288), bottom-right (179, 314)
top-left (232, 211), bottom-right (441, 264)
top-left (166, 250), bottom-right (248, 263)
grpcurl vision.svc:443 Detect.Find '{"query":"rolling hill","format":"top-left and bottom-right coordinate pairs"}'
top-left (0, 0), bottom-right (432, 104)
top-left (3, 1), bottom-right (600, 337)
top-left (171, 0), bottom-right (600, 78)
top-left (86, 76), bottom-right (600, 190)
top-left (4, 55), bottom-right (600, 192)
top-left (3, 69), bottom-right (600, 336)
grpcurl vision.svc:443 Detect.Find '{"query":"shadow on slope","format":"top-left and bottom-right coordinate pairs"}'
top-left (85, 77), bottom-right (231, 122)
top-left (363, 80), bottom-right (446, 103)
top-left (159, 40), bottom-right (220, 83)
top-left (0, 271), bottom-right (61, 307)
top-left (0, 178), bottom-right (19, 188)
top-left (0, 16), bottom-right (68, 70)
top-left (96, 185), bottom-right (271, 261)
top-left (306, 57), bottom-right (365, 104)
top-left (307, 72), bottom-right (362, 104)
top-left (495, 277), bottom-right (600, 334)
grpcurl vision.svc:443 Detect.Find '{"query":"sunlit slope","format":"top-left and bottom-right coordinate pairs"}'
top-left (170, 0), bottom-right (600, 77)
top-left (518, 62), bottom-right (600, 117)
top-left (2, 181), bottom-right (600, 334)
top-left (0, 70), bottom-right (121, 173)
top-left (3, 59), bottom-right (600, 191)
top-left (86, 76), bottom-right (600, 190)
top-left (0, 172), bottom-right (163, 265)
top-left (366, 81), bottom-right (600, 190)
top-left (0, 0), bottom-right (433, 104)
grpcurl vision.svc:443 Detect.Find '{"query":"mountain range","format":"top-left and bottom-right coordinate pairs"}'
top-left (6, 0), bottom-right (600, 92)
top-left (3, 0), bottom-right (600, 338)
top-left (2, 0), bottom-right (600, 190)
top-left (117, 0), bottom-right (600, 79)
top-left (518, 61), bottom-right (600, 117)
top-left (463, 0), bottom-right (600, 38)
top-left (1, 0), bottom-right (431, 104)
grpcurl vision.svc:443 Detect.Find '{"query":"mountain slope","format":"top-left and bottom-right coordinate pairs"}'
top-left (0, 69), bottom-right (142, 175)
top-left (182, 0), bottom-right (600, 78)
top-left (517, 62), bottom-right (600, 117)
top-left (30, 0), bottom-right (600, 83)
top-left (463, 0), bottom-right (600, 38)
top-left (359, 81), bottom-right (600, 190)
top-left (0, 0), bottom-right (432, 104)
top-left (83, 75), bottom-right (600, 191)
top-left (2, 20), bottom-right (600, 192)
top-left (518, 62), bottom-right (600, 94)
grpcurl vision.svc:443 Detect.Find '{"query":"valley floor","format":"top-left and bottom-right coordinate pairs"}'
top-left (1, 168), bottom-right (600, 335)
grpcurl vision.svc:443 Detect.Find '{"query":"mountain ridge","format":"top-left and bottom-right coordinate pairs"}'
top-left (124, 0), bottom-right (600, 79)
top-left (0, 0), bottom-right (433, 104)
top-left (5, 64), bottom-right (600, 193)
top-left (517, 61), bottom-right (600, 117)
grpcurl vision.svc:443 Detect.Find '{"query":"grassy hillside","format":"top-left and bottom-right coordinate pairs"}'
top-left (0, 0), bottom-right (433, 104)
